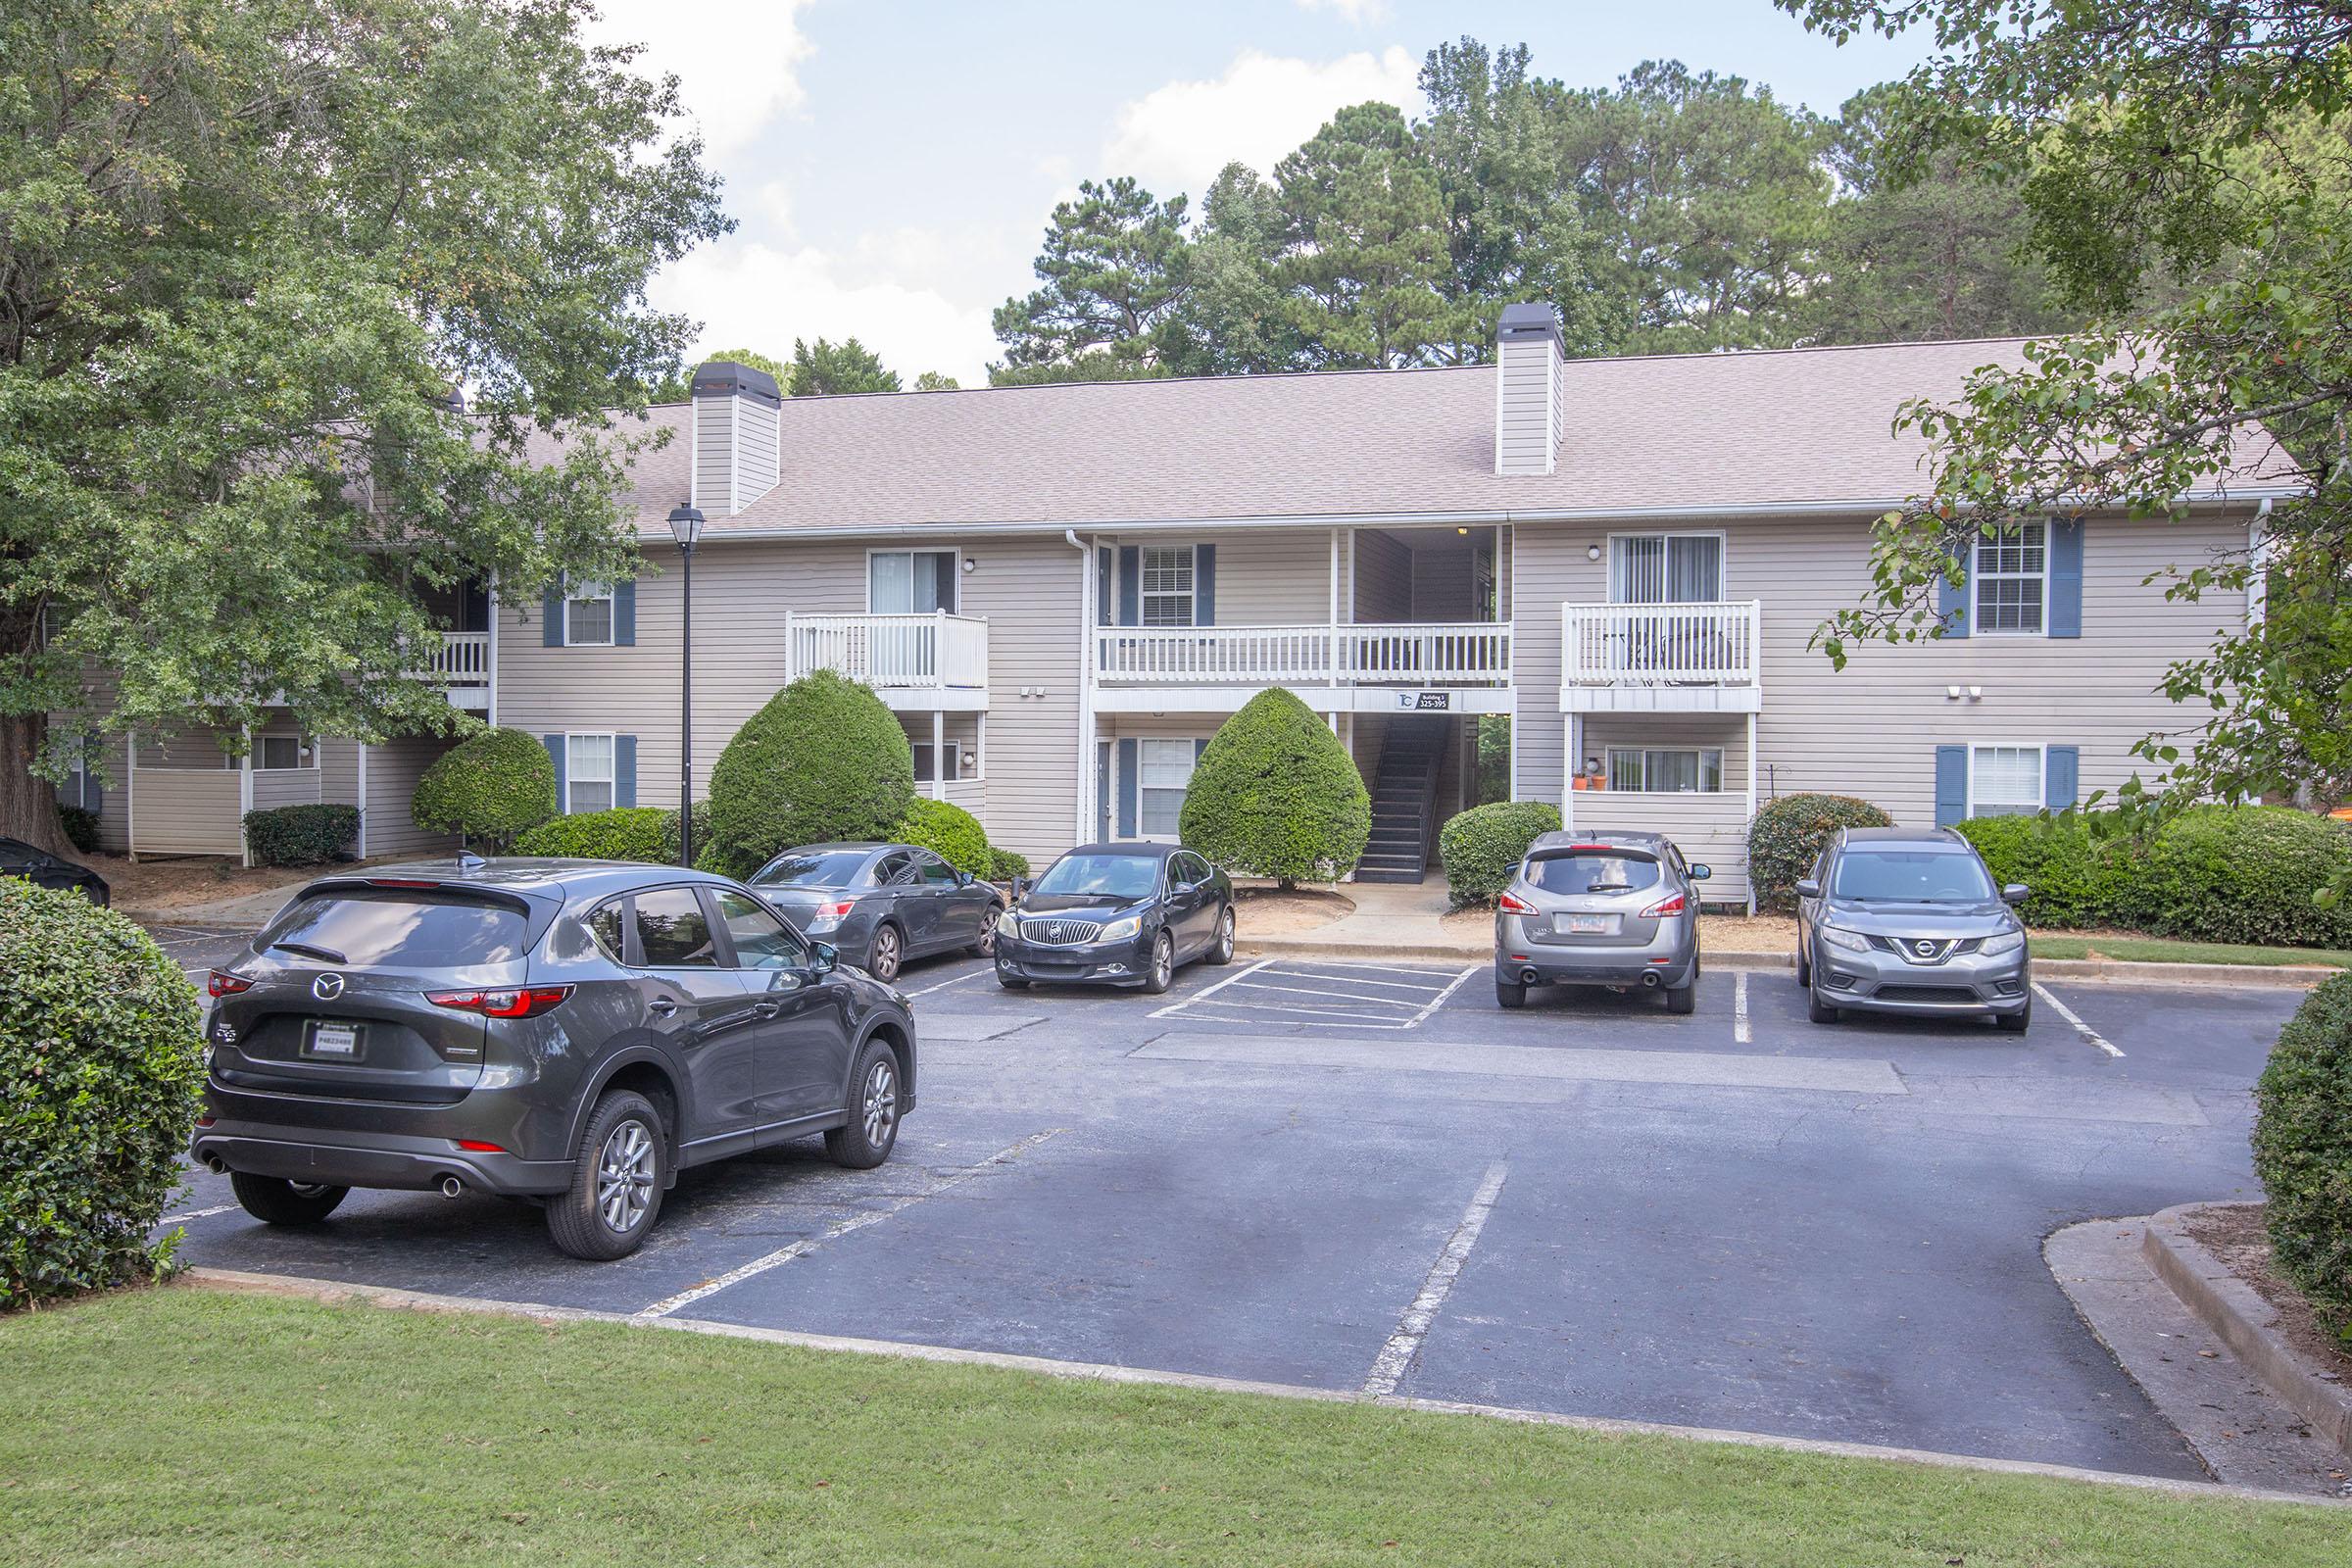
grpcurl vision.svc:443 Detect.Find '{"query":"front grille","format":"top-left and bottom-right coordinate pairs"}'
top-left (1874, 984), bottom-right (1977, 1004)
top-left (1022, 918), bottom-right (1104, 947)
top-left (1867, 935), bottom-right (1984, 965)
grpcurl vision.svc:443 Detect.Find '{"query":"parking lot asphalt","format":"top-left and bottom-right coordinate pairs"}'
top-left (157, 937), bottom-right (2305, 1482)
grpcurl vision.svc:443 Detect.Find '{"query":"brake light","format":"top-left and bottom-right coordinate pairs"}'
top-left (207, 970), bottom-right (253, 998)
top-left (1639, 892), bottom-right (1688, 918)
top-left (816, 901), bottom-right (853, 920)
top-left (367, 878), bottom-right (444, 889)
top-left (426, 985), bottom-right (573, 1019)
top-left (454, 1139), bottom-right (506, 1153)
top-left (1497, 891), bottom-right (1537, 914)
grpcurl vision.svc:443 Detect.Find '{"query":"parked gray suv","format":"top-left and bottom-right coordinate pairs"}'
top-left (1794, 827), bottom-right (2032, 1029)
top-left (1494, 829), bottom-right (1708, 1012)
top-left (192, 858), bottom-right (918, 1259)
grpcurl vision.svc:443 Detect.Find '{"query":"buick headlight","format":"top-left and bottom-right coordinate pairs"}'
top-left (997, 909), bottom-right (1021, 938)
top-left (1098, 914), bottom-right (1143, 942)
top-left (1980, 930), bottom-right (2025, 958)
top-left (1820, 924), bottom-right (1872, 955)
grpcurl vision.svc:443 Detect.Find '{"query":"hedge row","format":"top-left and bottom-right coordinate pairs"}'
top-left (2252, 972), bottom-right (2352, 1339)
top-left (1956, 806), bottom-right (2352, 949)
top-left (241, 804), bottom-right (360, 867)
top-left (1437, 801), bottom-right (1561, 909)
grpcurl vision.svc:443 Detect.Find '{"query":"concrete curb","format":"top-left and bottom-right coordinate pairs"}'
top-left (175, 1265), bottom-right (2345, 1506)
top-left (2141, 1203), bottom-right (2352, 1460)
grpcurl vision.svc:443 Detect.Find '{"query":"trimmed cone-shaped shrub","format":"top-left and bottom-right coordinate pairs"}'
top-left (897, 798), bottom-right (991, 876)
top-left (708, 670), bottom-right (914, 877)
top-left (1, 878), bottom-right (206, 1308)
top-left (1747, 793), bottom-right (1893, 912)
top-left (1438, 800), bottom-right (1561, 909)
top-left (1179, 688), bottom-right (1370, 889)
top-left (411, 727), bottom-right (556, 851)
top-left (2252, 971), bottom-right (2352, 1339)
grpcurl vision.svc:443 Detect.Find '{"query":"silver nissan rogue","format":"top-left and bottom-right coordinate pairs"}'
top-left (1794, 827), bottom-right (2032, 1028)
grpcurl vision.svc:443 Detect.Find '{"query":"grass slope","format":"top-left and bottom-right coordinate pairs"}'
top-left (2029, 935), bottom-right (2352, 968)
top-left (1, 1288), bottom-right (2339, 1567)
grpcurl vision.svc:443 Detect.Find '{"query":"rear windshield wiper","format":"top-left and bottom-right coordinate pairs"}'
top-left (269, 940), bottom-right (348, 964)
top-left (1582, 882), bottom-right (1635, 893)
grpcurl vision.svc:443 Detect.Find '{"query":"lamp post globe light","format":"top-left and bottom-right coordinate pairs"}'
top-left (666, 505), bottom-right (706, 864)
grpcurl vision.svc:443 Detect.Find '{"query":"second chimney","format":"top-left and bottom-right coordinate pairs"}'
top-left (1494, 303), bottom-right (1563, 476)
top-left (689, 361), bottom-right (783, 516)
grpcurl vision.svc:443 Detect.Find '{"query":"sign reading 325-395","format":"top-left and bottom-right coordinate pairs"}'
top-left (1396, 691), bottom-right (1452, 711)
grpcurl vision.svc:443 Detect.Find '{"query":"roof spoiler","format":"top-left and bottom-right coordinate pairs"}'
top-left (1529, 841), bottom-right (1658, 860)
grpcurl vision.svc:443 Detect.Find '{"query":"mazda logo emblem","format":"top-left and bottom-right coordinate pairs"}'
top-left (1913, 940), bottom-right (1936, 956)
top-left (312, 973), bottom-right (346, 1001)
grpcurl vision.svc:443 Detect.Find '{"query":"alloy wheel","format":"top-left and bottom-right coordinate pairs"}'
top-left (977, 910), bottom-right (999, 956)
top-left (595, 1119), bottom-right (657, 1234)
top-left (1152, 933), bottom-right (1173, 988)
top-left (862, 1058), bottom-right (900, 1146)
top-left (871, 926), bottom-right (901, 981)
top-left (1216, 908), bottom-right (1235, 960)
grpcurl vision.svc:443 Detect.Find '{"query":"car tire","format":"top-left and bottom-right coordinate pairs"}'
top-left (546, 1090), bottom-right (665, 1261)
top-left (970, 903), bottom-right (1004, 958)
top-left (1794, 940), bottom-right (1812, 988)
top-left (1996, 999), bottom-right (2032, 1033)
top-left (229, 1172), bottom-right (348, 1226)
top-left (866, 922), bottom-right (904, 984)
top-left (1807, 985), bottom-right (1840, 1025)
top-left (1139, 930), bottom-right (1176, 995)
top-left (824, 1038), bottom-right (904, 1170)
top-left (1495, 976), bottom-right (1527, 1008)
top-left (1664, 963), bottom-right (1696, 1015)
top-left (1203, 904), bottom-right (1236, 965)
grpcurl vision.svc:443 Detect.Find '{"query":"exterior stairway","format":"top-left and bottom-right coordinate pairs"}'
top-left (1354, 718), bottom-right (1449, 885)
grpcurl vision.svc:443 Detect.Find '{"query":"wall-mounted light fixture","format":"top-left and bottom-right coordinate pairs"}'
top-left (1587, 544), bottom-right (1602, 562)
top-left (960, 750), bottom-right (978, 770)
top-left (1968, 685), bottom-right (1984, 702)
top-left (1946, 685), bottom-right (1962, 701)
top-left (962, 558), bottom-right (976, 572)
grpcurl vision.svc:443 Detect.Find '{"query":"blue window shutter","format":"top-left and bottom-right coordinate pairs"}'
top-left (2047, 518), bottom-right (2082, 638)
top-left (614, 734), bottom-right (638, 807)
top-left (1096, 740), bottom-right (1112, 839)
top-left (1117, 546), bottom-right (1140, 626)
top-left (1935, 745), bottom-right (1968, 827)
top-left (543, 735), bottom-right (566, 810)
top-left (543, 587), bottom-right (565, 647)
top-left (2044, 745), bottom-right (2079, 811)
top-left (613, 580), bottom-right (636, 646)
top-left (1936, 552), bottom-right (1969, 639)
top-left (1194, 737), bottom-right (1209, 762)
top-left (1195, 544), bottom-right (1215, 627)
top-left (1096, 548), bottom-right (1113, 627)
top-left (1116, 738), bottom-right (1138, 837)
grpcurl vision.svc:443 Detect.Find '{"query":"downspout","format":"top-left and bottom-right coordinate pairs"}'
top-left (1066, 530), bottom-right (1094, 849)
top-left (2248, 497), bottom-right (2273, 627)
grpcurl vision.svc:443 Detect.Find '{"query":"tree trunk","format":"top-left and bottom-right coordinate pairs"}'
top-left (0, 710), bottom-right (69, 854)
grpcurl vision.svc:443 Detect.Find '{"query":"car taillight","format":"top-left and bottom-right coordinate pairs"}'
top-left (454, 1139), bottom-right (506, 1153)
top-left (207, 970), bottom-right (253, 999)
top-left (427, 985), bottom-right (573, 1019)
top-left (1639, 892), bottom-right (1688, 918)
top-left (1497, 891), bottom-right (1537, 914)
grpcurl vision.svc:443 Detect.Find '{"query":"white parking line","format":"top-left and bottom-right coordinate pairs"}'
top-left (2032, 982), bottom-right (2125, 1057)
top-left (1147, 956), bottom-right (1274, 1019)
top-left (1734, 970), bottom-right (1751, 1045)
top-left (631, 1129), bottom-right (1065, 1322)
top-left (1362, 1161), bottom-right (1508, 1396)
top-left (1227, 978), bottom-right (1419, 1007)
top-left (1403, 966), bottom-right (1481, 1028)
top-left (156, 1202), bottom-right (242, 1226)
top-left (904, 964), bottom-right (987, 997)
top-left (1259, 968), bottom-right (1454, 994)
top-left (1178, 996), bottom-right (1424, 1022)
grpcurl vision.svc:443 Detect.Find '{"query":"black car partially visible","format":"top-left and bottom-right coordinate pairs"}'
top-left (0, 837), bottom-right (109, 905)
top-left (993, 842), bottom-right (1235, 993)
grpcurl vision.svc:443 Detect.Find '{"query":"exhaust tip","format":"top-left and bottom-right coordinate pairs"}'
top-left (1519, 967), bottom-right (1539, 985)
top-left (438, 1175), bottom-right (464, 1200)
top-left (202, 1154), bottom-right (227, 1175)
top-left (1642, 970), bottom-right (1661, 988)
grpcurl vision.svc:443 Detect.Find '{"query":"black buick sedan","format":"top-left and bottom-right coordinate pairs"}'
top-left (993, 842), bottom-right (1234, 993)
top-left (1, 836), bottom-right (109, 905)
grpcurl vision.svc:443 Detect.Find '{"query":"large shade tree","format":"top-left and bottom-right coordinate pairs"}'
top-left (0, 0), bottom-right (725, 849)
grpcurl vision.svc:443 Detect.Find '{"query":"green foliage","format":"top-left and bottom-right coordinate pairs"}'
top-left (1271, 103), bottom-right (1457, 368)
top-left (1474, 715), bottom-right (1512, 806)
top-left (895, 799), bottom-right (992, 877)
top-left (989, 847), bottom-right (1031, 883)
top-left (56, 806), bottom-right (100, 855)
top-left (410, 728), bottom-right (556, 851)
top-left (1179, 689), bottom-right (1371, 889)
top-left (2252, 972), bottom-right (2352, 1340)
top-left (240, 804), bottom-right (359, 867)
top-left (0, 878), bottom-right (205, 1308)
top-left (707, 671), bottom-right (914, 877)
top-left (792, 337), bottom-right (899, 395)
top-left (514, 808), bottom-right (672, 864)
top-left (1747, 794), bottom-right (1894, 912)
top-left (1437, 801), bottom-right (1561, 909)
top-left (1949, 815), bottom-right (2118, 930)
top-left (990, 177), bottom-right (1193, 383)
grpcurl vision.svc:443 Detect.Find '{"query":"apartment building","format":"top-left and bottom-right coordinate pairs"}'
top-left (70, 308), bottom-right (2289, 898)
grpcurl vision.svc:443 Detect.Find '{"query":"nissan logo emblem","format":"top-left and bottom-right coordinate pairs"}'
top-left (1913, 940), bottom-right (1936, 956)
top-left (312, 973), bottom-right (346, 1002)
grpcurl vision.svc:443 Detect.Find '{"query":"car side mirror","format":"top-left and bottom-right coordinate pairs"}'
top-left (2002, 883), bottom-right (2030, 906)
top-left (1689, 863), bottom-right (1712, 881)
top-left (957, 869), bottom-right (974, 886)
top-left (1794, 878), bottom-right (1822, 899)
top-left (810, 941), bottom-right (838, 975)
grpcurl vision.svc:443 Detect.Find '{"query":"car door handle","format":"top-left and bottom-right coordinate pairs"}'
top-left (753, 1001), bottom-right (782, 1019)
top-left (647, 997), bottom-right (678, 1017)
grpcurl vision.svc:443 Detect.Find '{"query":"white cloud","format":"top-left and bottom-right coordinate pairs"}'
top-left (1103, 47), bottom-right (1423, 200)
top-left (586, 0), bottom-right (816, 157)
top-left (1296, 0), bottom-right (1390, 22)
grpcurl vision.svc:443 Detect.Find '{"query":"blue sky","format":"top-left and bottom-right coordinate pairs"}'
top-left (591, 1), bottom-right (1934, 384)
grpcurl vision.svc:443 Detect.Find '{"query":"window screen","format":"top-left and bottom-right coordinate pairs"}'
top-left (1974, 522), bottom-right (2046, 634)
top-left (1138, 738), bottom-right (1196, 836)
top-left (566, 581), bottom-right (614, 645)
top-left (1971, 745), bottom-right (2042, 817)
top-left (566, 734), bottom-right (615, 813)
top-left (1139, 547), bottom-right (1195, 627)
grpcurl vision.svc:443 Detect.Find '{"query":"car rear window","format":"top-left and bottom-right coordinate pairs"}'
top-left (259, 890), bottom-right (530, 968)
top-left (1832, 850), bottom-right (1995, 903)
top-left (1526, 849), bottom-right (1662, 896)
top-left (752, 850), bottom-right (871, 888)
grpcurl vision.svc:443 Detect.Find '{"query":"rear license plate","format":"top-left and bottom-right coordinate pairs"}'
top-left (302, 1020), bottom-right (364, 1061)
top-left (1559, 913), bottom-right (1621, 936)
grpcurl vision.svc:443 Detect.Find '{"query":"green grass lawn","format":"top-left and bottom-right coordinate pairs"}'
top-left (2029, 934), bottom-right (2352, 968)
top-left (1, 1288), bottom-right (2341, 1566)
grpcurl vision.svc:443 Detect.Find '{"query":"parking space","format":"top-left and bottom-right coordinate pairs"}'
top-left (1151, 956), bottom-right (1480, 1030)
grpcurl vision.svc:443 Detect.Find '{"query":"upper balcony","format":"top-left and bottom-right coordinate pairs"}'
top-left (1560, 601), bottom-right (1761, 712)
top-left (785, 611), bottom-right (990, 711)
top-left (417, 630), bottom-right (492, 710)
top-left (1093, 621), bottom-right (1513, 713)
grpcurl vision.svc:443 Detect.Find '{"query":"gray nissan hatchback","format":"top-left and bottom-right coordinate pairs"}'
top-left (192, 858), bottom-right (918, 1259)
top-left (1794, 827), bottom-right (2033, 1028)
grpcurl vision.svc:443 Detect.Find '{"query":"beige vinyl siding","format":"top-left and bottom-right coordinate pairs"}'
top-left (962, 537), bottom-right (1081, 863)
top-left (249, 768), bottom-right (321, 811)
top-left (1351, 531), bottom-right (1413, 621)
top-left (1201, 528), bottom-right (1347, 626)
top-left (1412, 545), bottom-right (1477, 622)
top-left (363, 737), bottom-right (461, 858)
top-left (132, 770), bottom-right (242, 856)
top-left (318, 738), bottom-right (362, 809)
top-left (1495, 337), bottom-right (1558, 474)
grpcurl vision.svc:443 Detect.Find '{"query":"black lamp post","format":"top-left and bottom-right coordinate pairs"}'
top-left (666, 505), bottom-right (706, 864)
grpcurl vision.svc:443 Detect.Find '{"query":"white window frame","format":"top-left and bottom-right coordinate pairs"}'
top-left (1606, 530), bottom-right (1728, 605)
top-left (565, 732), bottom-right (616, 814)
top-left (564, 580), bottom-right (615, 647)
top-left (1966, 742), bottom-right (2045, 818)
top-left (1137, 545), bottom-right (1197, 628)
top-left (865, 548), bottom-right (960, 615)
top-left (253, 731), bottom-right (315, 771)
top-left (1136, 737), bottom-right (1200, 839)
top-left (1602, 746), bottom-right (1724, 793)
top-left (1972, 520), bottom-right (2048, 637)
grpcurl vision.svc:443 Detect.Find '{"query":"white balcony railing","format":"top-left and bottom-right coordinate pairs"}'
top-left (1562, 601), bottom-right (1759, 687)
top-left (416, 630), bottom-right (491, 686)
top-left (786, 612), bottom-right (989, 690)
top-left (1095, 622), bottom-right (1512, 686)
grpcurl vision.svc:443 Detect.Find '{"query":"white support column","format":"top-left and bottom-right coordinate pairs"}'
top-left (2248, 499), bottom-right (2273, 626)
top-left (931, 710), bottom-right (946, 802)
top-left (976, 710), bottom-right (987, 782)
top-left (125, 728), bottom-right (137, 861)
top-left (1744, 710), bottom-right (1760, 915)
top-left (484, 576), bottom-right (501, 726)
top-left (1071, 532), bottom-right (1096, 848)
top-left (239, 725), bottom-right (256, 867)
top-left (1562, 713), bottom-right (1578, 832)
top-left (356, 742), bottom-right (370, 858)
top-left (1328, 527), bottom-right (1342, 696)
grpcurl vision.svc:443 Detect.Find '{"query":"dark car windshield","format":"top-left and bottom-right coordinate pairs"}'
top-left (1832, 850), bottom-right (1995, 904)
top-left (258, 889), bottom-right (530, 967)
top-left (752, 850), bottom-right (872, 889)
top-left (1527, 850), bottom-right (1661, 896)
top-left (1032, 853), bottom-right (1161, 901)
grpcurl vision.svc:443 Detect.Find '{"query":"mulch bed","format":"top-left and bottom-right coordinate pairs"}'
top-left (2184, 1203), bottom-right (2352, 1388)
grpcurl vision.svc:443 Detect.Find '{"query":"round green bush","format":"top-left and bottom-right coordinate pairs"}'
top-left (56, 805), bottom-right (100, 855)
top-left (1179, 689), bottom-right (1371, 889)
top-left (1747, 793), bottom-right (1894, 912)
top-left (707, 670), bottom-right (914, 878)
top-left (1437, 800), bottom-right (1561, 909)
top-left (241, 803), bottom-right (360, 867)
top-left (411, 727), bottom-right (556, 851)
top-left (515, 807), bottom-right (672, 863)
top-left (2252, 971), bottom-right (2352, 1340)
top-left (1, 878), bottom-right (205, 1308)
top-left (989, 846), bottom-right (1031, 883)
top-left (896, 798), bottom-right (991, 876)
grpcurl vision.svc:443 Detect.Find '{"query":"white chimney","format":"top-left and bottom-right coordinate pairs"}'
top-left (1494, 303), bottom-right (1563, 476)
top-left (689, 361), bottom-right (783, 516)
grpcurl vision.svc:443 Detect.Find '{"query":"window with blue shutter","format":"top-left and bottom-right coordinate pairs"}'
top-left (1195, 544), bottom-right (1215, 627)
top-left (2044, 745), bottom-right (2079, 810)
top-left (1936, 550), bottom-right (1969, 639)
top-left (613, 581), bottom-right (636, 646)
top-left (1116, 546), bottom-right (1140, 627)
top-left (542, 588), bottom-right (565, 647)
top-left (2047, 518), bottom-right (2082, 638)
top-left (1116, 737), bottom-right (1139, 836)
top-left (1934, 745), bottom-right (1968, 826)
top-left (542, 734), bottom-right (565, 804)
top-left (614, 734), bottom-right (638, 807)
